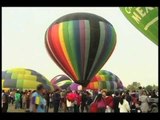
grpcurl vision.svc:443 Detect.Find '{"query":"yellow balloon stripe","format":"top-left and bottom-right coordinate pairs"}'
top-left (11, 73), bottom-right (18, 80)
top-left (94, 82), bottom-right (98, 89)
top-left (2, 79), bottom-right (4, 87)
top-left (25, 70), bottom-right (32, 75)
top-left (24, 75), bottom-right (37, 81)
top-left (23, 80), bottom-right (40, 89)
top-left (17, 74), bottom-right (24, 80)
top-left (2, 79), bottom-right (10, 90)
top-left (59, 23), bottom-right (78, 80)
top-left (12, 68), bottom-right (25, 74)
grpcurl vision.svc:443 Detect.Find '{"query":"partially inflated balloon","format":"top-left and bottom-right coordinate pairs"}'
top-left (51, 74), bottom-right (73, 89)
top-left (45, 13), bottom-right (116, 87)
top-left (120, 7), bottom-right (158, 45)
top-left (69, 70), bottom-right (123, 91)
top-left (86, 70), bottom-right (124, 91)
top-left (2, 68), bottom-right (54, 91)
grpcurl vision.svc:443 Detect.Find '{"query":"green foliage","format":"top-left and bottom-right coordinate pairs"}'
top-left (144, 84), bottom-right (158, 91)
top-left (126, 82), bottom-right (158, 92)
top-left (127, 82), bottom-right (141, 91)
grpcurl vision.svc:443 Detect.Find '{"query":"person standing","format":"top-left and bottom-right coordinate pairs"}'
top-left (95, 93), bottom-right (106, 113)
top-left (60, 90), bottom-right (67, 112)
top-left (81, 91), bottom-right (89, 112)
top-left (2, 90), bottom-right (9, 112)
top-left (105, 91), bottom-right (114, 113)
top-left (74, 91), bottom-right (81, 113)
top-left (15, 90), bottom-right (21, 110)
top-left (52, 89), bottom-right (61, 113)
top-left (10, 91), bottom-right (14, 105)
top-left (113, 91), bottom-right (120, 113)
top-left (1, 90), bottom-right (4, 109)
top-left (22, 92), bottom-right (26, 109)
top-left (139, 91), bottom-right (149, 113)
top-left (44, 91), bottom-right (49, 112)
top-left (125, 91), bottom-right (132, 107)
top-left (20, 91), bottom-right (23, 109)
top-left (49, 92), bottom-right (53, 108)
top-left (130, 93), bottom-right (139, 113)
top-left (138, 87), bottom-right (143, 99)
top-left (25, 90), bottom-right (31, 112)
top-left (30, 84), bottom-right (47, 112)
top-left (86, 91), bottom-right (93, 111)
top-left (118, 93), bottom-right (130, 113)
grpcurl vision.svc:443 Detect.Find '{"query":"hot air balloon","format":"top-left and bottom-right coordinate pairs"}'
top-left (120, 7), bottom-right (158, 45)
top-left (2, 68), bottom-right (54, 91)
top-left (51, 74), bottom-right (73, 90)
top-left (45, 13), bottom-right (117, 87)
top-left (86, 70), bottom-right (124, 91)
top-left (69, 70), bottom-right (123, 91)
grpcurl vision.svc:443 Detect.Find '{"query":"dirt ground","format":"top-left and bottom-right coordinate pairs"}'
top-left (7, 103), bottom-right (54, 113)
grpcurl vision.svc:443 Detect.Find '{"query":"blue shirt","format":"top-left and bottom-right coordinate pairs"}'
top-left (30, 92), bottom-right (46, 112)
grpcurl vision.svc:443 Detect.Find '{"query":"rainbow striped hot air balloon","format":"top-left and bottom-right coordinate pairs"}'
top-left (2, 68), bottom-right (54, 91)
top-left (86, 70), bottom-right (124, 91)
top-left (45, 13), bottom-right (117, 87)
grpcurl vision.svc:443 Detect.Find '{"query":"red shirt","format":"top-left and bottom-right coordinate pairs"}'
top-left (105, 96), bottom-right (114, 108)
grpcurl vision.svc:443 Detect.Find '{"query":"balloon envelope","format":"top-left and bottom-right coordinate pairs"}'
top-left (86, 70), bottom-right (124, 91)
top-left (120, 7), bottom-right (158, 45)
top-left (51, 74), bottom-right (73, 90)
top-left (45, 12), bottom-right (117, 87)
top-left (2, 68), bottom-right (54, 91)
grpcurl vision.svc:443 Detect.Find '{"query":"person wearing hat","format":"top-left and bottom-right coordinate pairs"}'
top-left (29, 84), bottom-right (47, 112)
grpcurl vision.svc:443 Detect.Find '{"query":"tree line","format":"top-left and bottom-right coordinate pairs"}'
top-left (126, 82), bottom-right (158, 92)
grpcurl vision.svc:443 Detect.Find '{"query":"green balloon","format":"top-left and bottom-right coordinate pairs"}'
top-left (120, 7), bottom-right (158, 45)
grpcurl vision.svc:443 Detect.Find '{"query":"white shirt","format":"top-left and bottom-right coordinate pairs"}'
top-left (66, 99), bottom-right (74, 107)
top-left (118, 99), bottom-right (130, 113)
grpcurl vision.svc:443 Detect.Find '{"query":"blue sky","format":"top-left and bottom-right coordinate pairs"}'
top-left (2, 7), bottom-right (158, 87)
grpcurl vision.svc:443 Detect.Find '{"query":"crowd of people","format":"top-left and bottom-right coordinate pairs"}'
top-left (1, 85), bottom-right (158, 113)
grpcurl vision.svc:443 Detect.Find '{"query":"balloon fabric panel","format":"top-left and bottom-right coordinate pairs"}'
top-left (55, 75), bottom-right (71, 83)
top-left (16, 79), bottom-right (24, 90)
top-left (4, 78), bottom-right (17, 88)
top-left (51, 75), bottom-right (73, 89)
